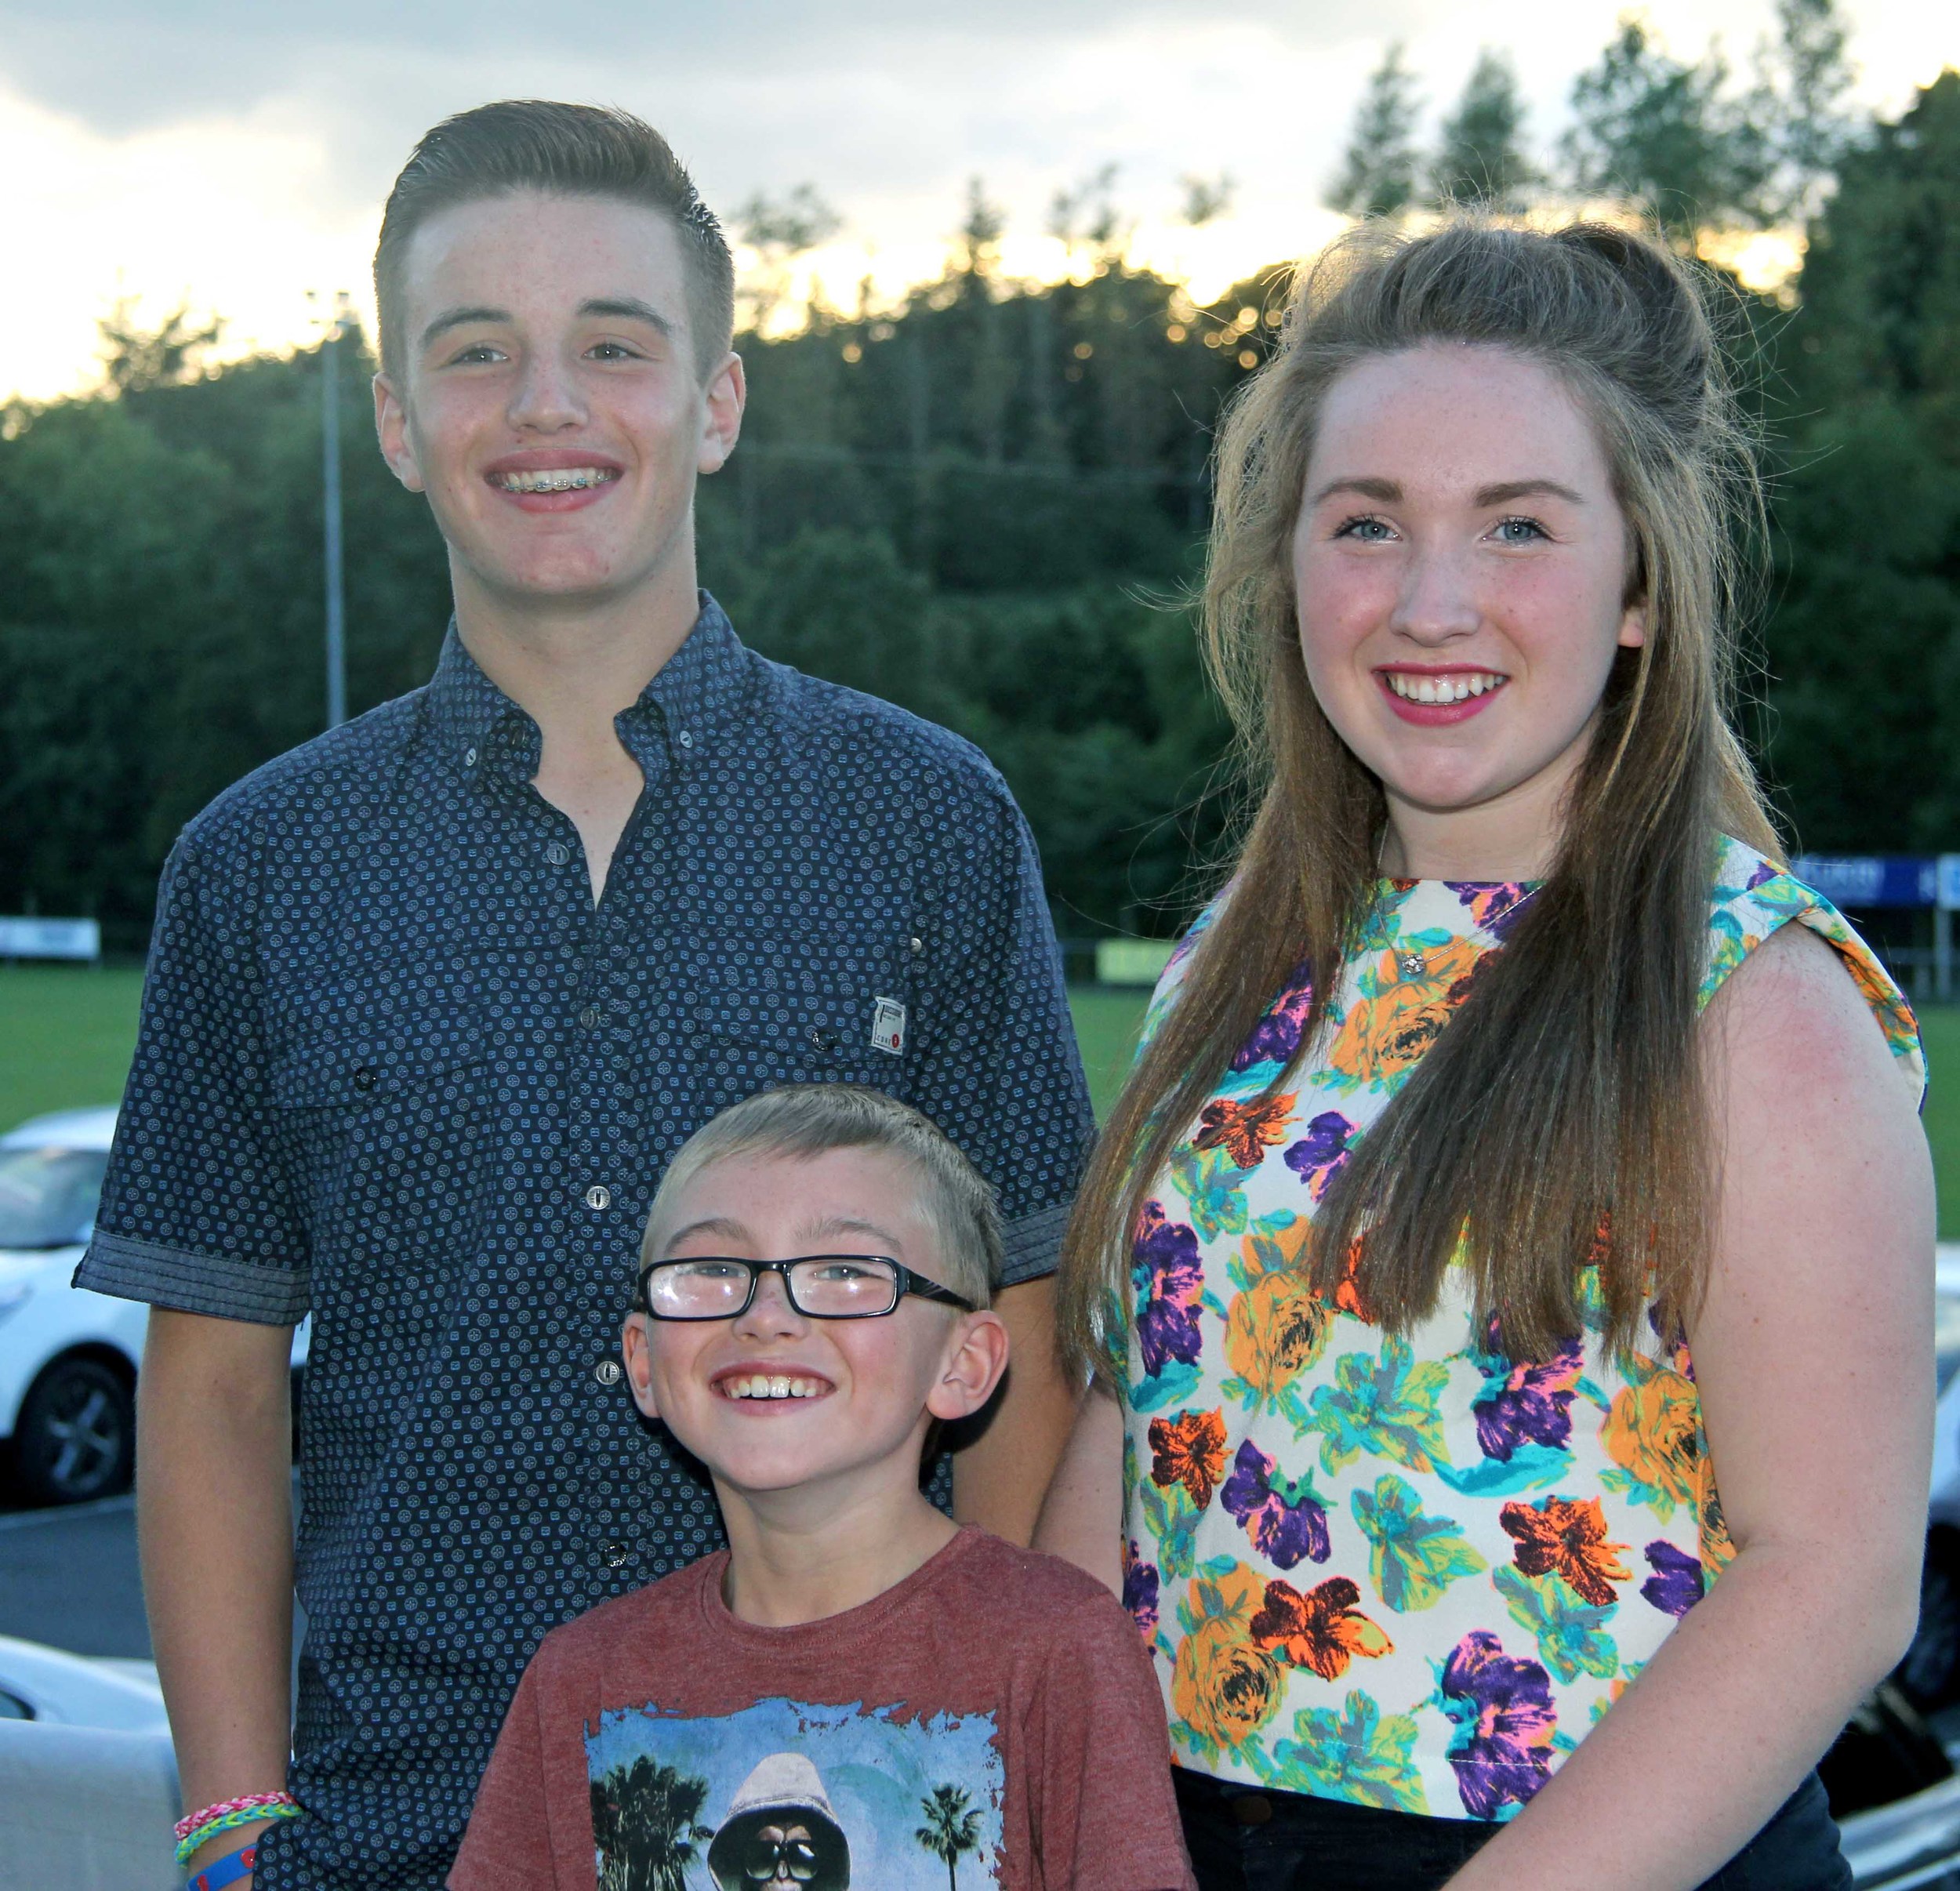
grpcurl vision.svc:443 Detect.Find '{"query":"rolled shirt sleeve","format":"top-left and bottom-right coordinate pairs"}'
top-left (75, 819), bottom-right (309, 1325)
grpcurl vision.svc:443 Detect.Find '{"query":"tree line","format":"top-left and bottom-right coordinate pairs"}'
top-left (0, 20), bottom-right (1955, 956)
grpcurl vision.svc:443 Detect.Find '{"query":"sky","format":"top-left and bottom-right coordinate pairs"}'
top-left (2, 0), bottom-right (1955, 404)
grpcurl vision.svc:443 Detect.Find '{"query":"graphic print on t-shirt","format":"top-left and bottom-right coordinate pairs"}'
top-left (586, 1695), bottom-right (1004, 1889)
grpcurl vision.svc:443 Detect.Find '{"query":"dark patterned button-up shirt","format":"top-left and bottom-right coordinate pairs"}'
top-left (78, 597), bottom-right (1094, 1890)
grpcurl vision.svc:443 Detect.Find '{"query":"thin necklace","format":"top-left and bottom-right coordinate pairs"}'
top-left (1386, 878), bottom-right (1544, 979)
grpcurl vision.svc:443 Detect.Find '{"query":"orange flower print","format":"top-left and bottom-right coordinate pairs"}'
top-left (1192, 1092), bottom-right (1298, 1169)
top-left (1171, 1617), bottom-right (1284, 1751)
top-left (1325, 935), bottom-right (1485, 1085)
top-left (1149, 1408), bottom-right (1229, 1510)
top-left (1249, 1574), bottom-right (1394, 1681)
top-left (1601, 1360), bottom-right (1702, 1517)
top-left (1500, 1497), bottom-right (1631, 1608)
top-left (1695, 1450), bottom-right (1737, 1578)
top-left (1224, 1268), bottom-right (1330, 1403)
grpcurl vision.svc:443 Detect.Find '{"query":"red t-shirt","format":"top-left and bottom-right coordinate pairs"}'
top-left (450, 1526), bottom-right (1194, 1891)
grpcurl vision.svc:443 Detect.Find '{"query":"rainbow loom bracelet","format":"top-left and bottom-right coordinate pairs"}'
top-left (175, 1794), bottom-right (296, 1843)
top-left (176, 1802), bottom-right (299, 1869)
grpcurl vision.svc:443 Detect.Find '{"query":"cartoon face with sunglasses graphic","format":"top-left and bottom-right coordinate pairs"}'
top-left (706, 1753), bottom-right (851, 1891)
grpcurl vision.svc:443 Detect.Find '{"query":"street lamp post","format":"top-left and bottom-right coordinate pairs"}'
top-left (321, 293), bottom-right (350, 731)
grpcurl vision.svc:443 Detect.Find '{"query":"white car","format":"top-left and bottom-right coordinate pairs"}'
top-left (0, 1107), bottom-right (307, 1506)
top-left (0, 1108), bottom-right (142, 1504)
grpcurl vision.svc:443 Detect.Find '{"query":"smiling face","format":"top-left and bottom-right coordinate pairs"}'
top-left (373, 189), bottom-right (743, 615)
top-left (1291, 342), bottom-right (1646, 877)
top-left (621, 1146), bottom-right (1006, 1507)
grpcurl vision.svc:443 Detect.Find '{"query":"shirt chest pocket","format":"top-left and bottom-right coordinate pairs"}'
top-left (689, 977), bottom-right (906, 1114)
top-left (267, 998), bottom-right (489, 1112)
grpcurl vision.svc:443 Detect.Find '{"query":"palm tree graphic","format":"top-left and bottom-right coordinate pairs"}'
top-left (591, 1755), bottom-right (713, 1891)
top-left (915, 1781), bottom-right (984, 1889)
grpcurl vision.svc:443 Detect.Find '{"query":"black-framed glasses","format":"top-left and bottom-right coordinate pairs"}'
top-left (632, 1254), bottom-right (976, 1321)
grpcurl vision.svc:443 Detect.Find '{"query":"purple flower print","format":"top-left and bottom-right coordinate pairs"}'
top-left (1283, 1110), bottom-right (1356, 1202)
top-left (1131, 1202), bottom-right (1204, 1380)
top-left (1640, 1541), bottom-right (1704, 1617)
top-left (1445, 881), bottom-right (1538, 941)
top-left (1122, 1540), bottom-right (1161, 1641)
top-left (1470, 1316), bottom-right (1581, 1463)
top-left (1232, 965), bottom-right (1314, 1071)
top-left (1219, 1437), bottom-right (1331, 1570)
top-left (1439, 1629), bottom-right (1558, 1819)
top-left (1745, 859), bottom-right (1780, 891)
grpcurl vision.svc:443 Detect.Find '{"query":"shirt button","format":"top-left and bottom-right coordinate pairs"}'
top-left (809, 1026), bottom-right (841, 1054)
top-left (579, 1004), bottom-right (602, 1029)
top-left (601, 1541), bottom-right (630, 1569)
top-left (593, 1359), bottom-right (622, 1386)
top-left (463, 746), bottom-right (477, 768)
top-left (677, 730), bottom-right (695, 750)
top-left (545, 842), bottom-right (572, 866)
top-left (583, 1185), bottom-right (612, 1211)
top-left (909, 936), bottom-right (924, 955)
top-left (351, 1066), bottom-right (376, 1092)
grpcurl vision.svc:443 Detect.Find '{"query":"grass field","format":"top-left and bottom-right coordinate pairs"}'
top-left (9, 964), bottom-right (1958, 1236)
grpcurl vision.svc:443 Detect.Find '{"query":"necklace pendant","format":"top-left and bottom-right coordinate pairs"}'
top-left (1398, 951), bottom-right (1427, 978)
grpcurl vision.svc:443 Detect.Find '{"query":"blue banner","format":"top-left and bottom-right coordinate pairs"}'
top-left (1789, 855), bottom-right (1937, 909)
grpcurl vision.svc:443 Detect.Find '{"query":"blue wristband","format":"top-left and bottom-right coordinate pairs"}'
top-left (187, 1839), bottom-right (258, 1890)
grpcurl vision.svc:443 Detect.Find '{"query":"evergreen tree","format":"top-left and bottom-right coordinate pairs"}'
top-left (1751, 0), bottom-right (1858, 223)
top-left (1328, 45), bottom-right (1421, 218)
top-left (1762, 74), bottom-right (1960, 852)
top-left (1560, 17), bottom-right (1768, 238)
top-left (1430, 50), bottom-right (1538, 209)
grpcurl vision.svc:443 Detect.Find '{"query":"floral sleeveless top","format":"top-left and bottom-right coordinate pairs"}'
top-left (1119, 838), bottom-right (1923, 1823)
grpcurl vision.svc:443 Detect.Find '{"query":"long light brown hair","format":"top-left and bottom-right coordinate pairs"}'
top-left (1059, 219), bottom-right (1779, 1380)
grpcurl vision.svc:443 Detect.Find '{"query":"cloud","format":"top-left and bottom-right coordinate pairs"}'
top-left (0, 0), bottom-right (1950, 400)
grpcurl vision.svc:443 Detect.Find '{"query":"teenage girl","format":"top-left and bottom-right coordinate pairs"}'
top-left (1036, 219), bottom-right (1933, 1890)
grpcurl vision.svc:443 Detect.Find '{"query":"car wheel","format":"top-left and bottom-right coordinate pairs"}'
top-left (1900, 1535), bottom-right (1960, 1711)
top-left (13, 1356), bottom-right (134, 1505)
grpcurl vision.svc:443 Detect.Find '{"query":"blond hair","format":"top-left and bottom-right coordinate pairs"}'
top-left (644, 1085), bottom-right (1000, 1308)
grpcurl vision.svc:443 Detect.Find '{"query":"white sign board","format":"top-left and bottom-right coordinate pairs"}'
top-left (0, 918), bottom-right (101, 960)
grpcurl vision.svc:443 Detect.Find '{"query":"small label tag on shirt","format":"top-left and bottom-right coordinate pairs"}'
top-left (870, 996), bottom-right (906, 1057)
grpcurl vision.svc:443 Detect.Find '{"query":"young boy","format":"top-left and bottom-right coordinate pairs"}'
top-left (449, 1085), bottom-right (1194, 1891)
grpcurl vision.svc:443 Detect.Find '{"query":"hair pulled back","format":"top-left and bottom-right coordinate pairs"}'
top-left (1059, 217), bottom-right (1779, 1379)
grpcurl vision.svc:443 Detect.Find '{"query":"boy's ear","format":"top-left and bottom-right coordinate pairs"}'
top-left (373, 372), bottom-right (426, 493)
top-left (621, 1313), bottom-right (661, 1421)
top-left (925, 1310), bottom-right (1010, 1424)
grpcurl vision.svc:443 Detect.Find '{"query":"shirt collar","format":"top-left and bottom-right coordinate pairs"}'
top-left (424, 591), bottom-right (750, 781)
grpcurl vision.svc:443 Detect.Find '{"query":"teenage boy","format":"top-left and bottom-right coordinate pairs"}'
top-left (78, 101), bottom-right (1092, 1890)
top-left (450, 1085), bottom-right (1194, 1891)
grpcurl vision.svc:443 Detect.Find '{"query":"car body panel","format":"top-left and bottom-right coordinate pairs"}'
top-left (0, 1107), bottom-right (306, 1442)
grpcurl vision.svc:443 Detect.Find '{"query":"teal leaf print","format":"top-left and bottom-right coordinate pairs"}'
top-left (1272, 1690), bottom-right (1431, 1815)
top-left (1302, 1334), bottom-right (1452, 1475)
top-left (1140, 1474), bottom-right (1204, 1582)
top-left (1128, 1359), bottom-right (1203, 1414)
top-left (1494, 1566), bottom-right (1621, 1685)
top-left (1167, 1144), bottom-right (1253, 1241)
top-left (1350, 1475), bottom-right (1487, 1611)
top-left (1435, 1443), bottom-right (1570, 1498)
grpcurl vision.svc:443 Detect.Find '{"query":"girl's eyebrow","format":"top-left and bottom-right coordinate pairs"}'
top-left (1306, 474), bottom-right (1588, 509)
top-left (1475, 478), bottom-right (1588, 506)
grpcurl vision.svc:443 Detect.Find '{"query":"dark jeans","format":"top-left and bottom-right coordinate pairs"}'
top-left (1174, 1766), bottom-right (1853, 1891)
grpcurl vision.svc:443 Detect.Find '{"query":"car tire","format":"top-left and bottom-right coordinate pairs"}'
top-left (1900, 1533), bottom-right (1960, 1712)
top-left (12, 1355), bottom-right (135, 1505)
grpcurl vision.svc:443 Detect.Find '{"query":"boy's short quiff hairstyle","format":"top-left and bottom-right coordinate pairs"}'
top-left (373, 99), bottom-right (735, 382)
top-left (641, 1086), bottom-right (1002, 1308)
